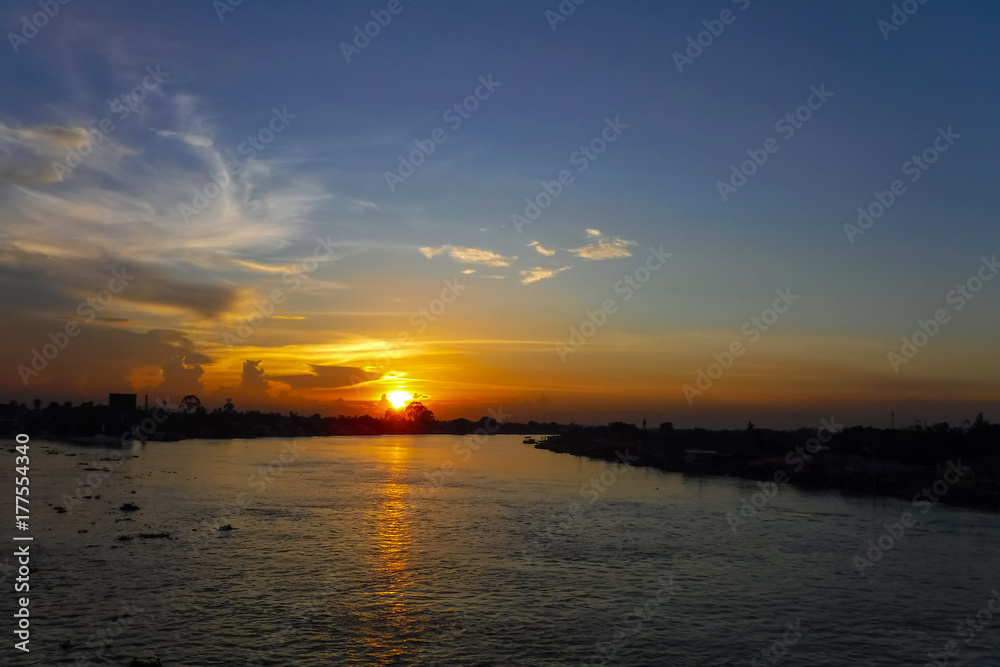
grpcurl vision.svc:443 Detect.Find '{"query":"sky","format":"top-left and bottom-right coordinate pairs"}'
top-left (1, 0), bottom-right (998, 428)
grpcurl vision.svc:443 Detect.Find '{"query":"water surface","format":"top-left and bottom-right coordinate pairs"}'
top-left (15, 435), bottom-right (1000, 665)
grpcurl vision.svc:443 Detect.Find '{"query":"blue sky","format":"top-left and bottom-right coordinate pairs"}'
top-left (1, 0), bottom-right (998, 426)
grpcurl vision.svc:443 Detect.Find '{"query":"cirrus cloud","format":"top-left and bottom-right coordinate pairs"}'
top-left (528, 241), bottom-right (556, 256)
top-left (0, 123), bottom-right (90, 183)
top-left (520, 265), bottom-right (572, 284)
top-left (570, 236), bottom-right (636, 260)
top-left (419, 244), bottom-right (515, 267)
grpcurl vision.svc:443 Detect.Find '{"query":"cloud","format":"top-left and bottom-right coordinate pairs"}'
top-left (0, 252), bottom-right (242, 320)
top-left (520, 266), bottom-right (572, 284)
top-left (419, 245), bottom-right (514, 267)
top-left (586, 228), bottom-right (602, 237)
top-left (152, 129), bottom-right (214, 147)
top-left (528, 241), bottom-right (556, 256)
top-left (570, 237), bottom-right (636, 260)
top-left (419, 246), bottom-right (446, 259)
top-left (461, 269), bottom-right (476, 274)
top-left (240, 359), bottom-right (269, 395)
top-left (123, 269), bottom-right (242, 318)
top-left (0, 251), bottom-right (244, 322)
top-left (0, 97), bottom-right (336, 323)
top-left (0, 122), bottom-right (140, 185)
top-left (151, 354), bottom-right (206, 398)
top-left (0, 320), bottom-right (214, 398)
top-left (0, 123), bottom-right (89, 183)
top-left (271, 365), bottom-right (375, 389)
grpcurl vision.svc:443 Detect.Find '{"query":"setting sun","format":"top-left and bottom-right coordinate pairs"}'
top-left (387, 391), bottom-right (412, 409)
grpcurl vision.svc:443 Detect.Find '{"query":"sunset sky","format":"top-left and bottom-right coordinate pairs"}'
top-left (1, 1), bottom-right (998, 427)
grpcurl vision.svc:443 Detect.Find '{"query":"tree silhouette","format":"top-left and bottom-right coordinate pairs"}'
top-left (403, 401), bottom-right (434, 425)
top-left (180, 395), bottom-right (202, 414)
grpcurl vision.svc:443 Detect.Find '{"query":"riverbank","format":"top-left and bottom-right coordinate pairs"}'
top-left (534, 428), bottom-right (1000, 511)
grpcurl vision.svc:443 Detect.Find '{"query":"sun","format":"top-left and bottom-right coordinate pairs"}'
top-left (387, 390), bottom-right (412, 409)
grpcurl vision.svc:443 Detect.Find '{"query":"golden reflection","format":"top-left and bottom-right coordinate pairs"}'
top-left (360, 439), bottom-right (416, 661)
top-left (373, 480), bottom-right (410, 586)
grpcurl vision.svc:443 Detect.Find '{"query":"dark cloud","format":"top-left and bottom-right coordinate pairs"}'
top-left (0, 250), bottom-right (240, 320)
top-left (145, 354), bottom-right (205, 399)
top-left (0, 317), bottom-right (212, 401)
top-left (0, 123), bottom-right (88, 184)
top-left (271, 365), bottom-right (375, 389)
top-left (241, 359), bottom-right (269, 394)
top-left (124, 270), bottom-right (240, 319)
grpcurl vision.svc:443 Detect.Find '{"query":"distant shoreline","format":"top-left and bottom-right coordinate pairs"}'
top-left (533, 431), bottom-right (1000, 513)
top-left (10, 410), bottom-right (1000, 514)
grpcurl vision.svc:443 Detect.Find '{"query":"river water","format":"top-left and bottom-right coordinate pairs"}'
top-left (13, 435), bottom-right (1000, 666)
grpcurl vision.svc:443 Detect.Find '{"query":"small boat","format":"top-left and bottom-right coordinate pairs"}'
top-left (522, 437), bottom-right (536, 445)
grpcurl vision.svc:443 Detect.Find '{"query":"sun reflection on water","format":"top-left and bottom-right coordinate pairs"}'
top-left (359, 440), bottom-right (418, 662)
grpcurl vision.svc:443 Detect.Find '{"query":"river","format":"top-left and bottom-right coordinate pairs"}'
top-left (14, 435), bottom-right (1000, 665)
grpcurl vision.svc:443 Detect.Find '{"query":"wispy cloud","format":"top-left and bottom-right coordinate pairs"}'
top-left (419, 244), bottom-right (515, 267)
top-left (0, 123), bottom-right (90, 183)
top-left (529, 241), bottom-right (556, 256)
top-left (520, 265), bottom-right (572, 284)
top-left (351, 199), bottom-right (379, 211)
top-left (152, 128), bottom-right (213, 147)
top-left (570, 235), bottom-right (636, 260)
top-left (585, 228), bottom-right (602, 237)
top-left (419, 246), bottom-right (446, 259)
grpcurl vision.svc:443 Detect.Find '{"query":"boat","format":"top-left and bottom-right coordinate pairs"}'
top-left (522, 437), bottom-right (536, 445)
